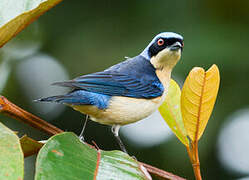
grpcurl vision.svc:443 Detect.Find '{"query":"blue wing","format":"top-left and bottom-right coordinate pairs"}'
top-left (53, 55), bottom-right (164, 99)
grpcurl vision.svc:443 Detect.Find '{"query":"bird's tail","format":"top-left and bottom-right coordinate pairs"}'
top-left (35, 90), bottom-right (92, 105)
top-left (35, 95), bottom-right (68, 104)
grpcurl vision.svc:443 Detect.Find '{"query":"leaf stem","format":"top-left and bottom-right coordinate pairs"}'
top-left (0, 96), bottom-right (63, 135)
top-left (186, 141), bottom-right (202, 180)
top-left (0, 95), bottom-right (186, 180)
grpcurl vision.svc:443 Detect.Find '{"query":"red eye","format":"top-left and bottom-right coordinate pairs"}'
top-left (157, 38), bottom-right (164, 46)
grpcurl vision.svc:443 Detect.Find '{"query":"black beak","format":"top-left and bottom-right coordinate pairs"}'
top-left (170, 41), bottom-right (183, 51)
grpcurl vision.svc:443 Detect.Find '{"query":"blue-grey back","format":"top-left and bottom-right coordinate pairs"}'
top-left (55, 55), bottom-right (164, 99)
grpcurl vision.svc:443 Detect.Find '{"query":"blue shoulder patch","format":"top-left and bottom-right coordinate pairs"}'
top-left (69, 90), bottom-right (111, 109)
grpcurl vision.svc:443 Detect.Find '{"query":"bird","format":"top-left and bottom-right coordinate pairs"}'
top-left (37, 32), bottom-right (184, 153)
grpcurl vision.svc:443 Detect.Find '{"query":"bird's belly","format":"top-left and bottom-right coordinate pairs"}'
top-left (71, 94), bottom-right (166, 125)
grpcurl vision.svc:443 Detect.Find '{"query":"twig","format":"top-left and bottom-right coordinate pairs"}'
top-left (186, 142), bottom-right (202, 180)
top-left (0, 95), bottom-right (186, 180)
top-left (141, 163), bottom-right (186, 180)
top-left (192, 141), bottom-right (202, 180)
top-left (0, 96), bottom-right (63, 135)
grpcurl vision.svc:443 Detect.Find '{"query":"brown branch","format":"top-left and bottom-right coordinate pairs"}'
top-left (0, 95), bottom-right (186, 180)
top-left (0, 95), bottom-right (63, 135)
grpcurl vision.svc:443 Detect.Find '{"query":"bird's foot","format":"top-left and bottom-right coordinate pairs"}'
top-left (131, 155), bottom-right (137, 161)
top-left (78, 135), bottom-right (85, 143)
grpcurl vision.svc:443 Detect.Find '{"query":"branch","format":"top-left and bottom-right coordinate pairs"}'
top-left (0, 95), bottom-right (186, 180)
top-left (0, 96), bottom-right (63, 135)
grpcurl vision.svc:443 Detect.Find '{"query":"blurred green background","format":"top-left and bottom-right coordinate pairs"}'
top-left (1, 0), bottom-right (249, 179)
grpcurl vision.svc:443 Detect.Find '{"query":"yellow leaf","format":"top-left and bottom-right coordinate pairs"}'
top-left (181, 64), bottom-right (220, 141)
top-left (159, 79), bottom-right (189, 147)
top-left (0, 0), bottom-right (62, 48)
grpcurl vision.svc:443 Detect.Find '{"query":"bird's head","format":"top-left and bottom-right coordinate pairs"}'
top-left (141, 32), bottom-right (184, 70)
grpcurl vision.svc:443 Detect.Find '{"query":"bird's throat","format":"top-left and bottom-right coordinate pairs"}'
top-left (155, 68), bottom-right (172, 92)
top-left (150, 48), bottom-right (181, 70)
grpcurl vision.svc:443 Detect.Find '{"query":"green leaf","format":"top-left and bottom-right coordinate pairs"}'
top-left (35, 132), bottom-right (150, 180)
top-left (159, 79), bottom-right (189, 147)
top-left (20, 135), bottom-right (44, 157)
top-left (0, 0), bottom-right (62, 48)
top-left (96, 150), bottom-right (149, 180)
top-left (0, 122), bottom-right (24, 180)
